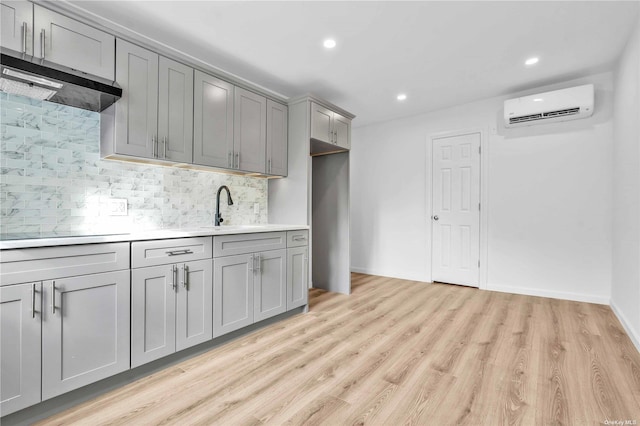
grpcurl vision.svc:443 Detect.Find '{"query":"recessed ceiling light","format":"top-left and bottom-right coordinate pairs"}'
top-left (533, 98), bottom-right (543, 102)
top-left (323, 39), bottom-right (336, 49)
top-left (525, 57), bottom-right (539, 66)
top-left (397, 94), bottom-right (407, 101)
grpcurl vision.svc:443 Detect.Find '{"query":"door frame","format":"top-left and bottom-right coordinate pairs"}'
top-left (426, 127), bottom-right (489, 290)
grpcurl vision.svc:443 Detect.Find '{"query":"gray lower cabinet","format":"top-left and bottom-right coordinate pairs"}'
top-left (266, 100), bottom-right (288, 176)
top-left (0, 0), bottom-right (33, 55)
top-left (193, 70), bottom-right (234, 169)
top-left (254, 249), bottom-right (287, 322)
top-left (131, 259), bottom-right (212, 367)
top-left (176, 259), bottom-right (213, 351)
top-left (131, 264), bottom-right (176, 367)
top-left (213, 254), bottom-right (254, 337)
top-left (287, 246), bottom-right (309, 310)
top-left (33, 4), bottom-right (115, 80)
top-left (41, 270), bottom-right (130, 400)
top-left (0, 282), bottom-right (41, 416)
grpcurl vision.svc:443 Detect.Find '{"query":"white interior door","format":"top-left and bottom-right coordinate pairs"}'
top-left (431, 132), bottom-right (481, 287)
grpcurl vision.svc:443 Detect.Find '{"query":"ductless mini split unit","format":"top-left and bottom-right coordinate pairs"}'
top-left (504, 84), bottom-right (594, 128)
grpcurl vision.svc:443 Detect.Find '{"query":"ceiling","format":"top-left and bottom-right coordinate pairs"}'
top-left (64, 1), bottom-right (639, 127)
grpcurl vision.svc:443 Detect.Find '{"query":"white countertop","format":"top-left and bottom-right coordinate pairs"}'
top-left (0, 224), bottom-right (309, 250)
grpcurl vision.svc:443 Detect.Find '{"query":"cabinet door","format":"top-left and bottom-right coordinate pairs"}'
top-left (310, 102), bottom-right (333, 144)
top-left (42, 271), bottom-right (130, 400)
top-left (131, 265), bottom-right (176, 368)
top-left (234, 88), bottom-right (266, 173)
top-left (333, 112), bottom-right (351, 150)
top-left (33, 5), bottom-right (115, 80)
top-left (158, 56), bottom-right (193, 163)
top-left (0, 0), bottom-right (32, 55)
top-left (0, 282), bottom-right (41, 416)
top-left (254, 249), bottom-right (286, 322)
top-left (193, 71), bottom-right (234, 168)
top-left (176, 260), bottom-right (212, 351)
top-left (287, 246), bottom-right (308, 310)
top-left (115, 39), bottom-right (159, 159)
top-left (266, 100), bottom-right (288, 176)
top-left (213, 254), bottom-right (254, 337)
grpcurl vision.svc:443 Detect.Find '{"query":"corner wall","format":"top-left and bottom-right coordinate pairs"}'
top-left (611, 17), bottom-right (640, 351)
top-left (351, 72), bottom-right (614, 304)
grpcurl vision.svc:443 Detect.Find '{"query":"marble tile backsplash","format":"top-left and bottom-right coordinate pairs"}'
top-left (0, 93), bottom-right (267, 235)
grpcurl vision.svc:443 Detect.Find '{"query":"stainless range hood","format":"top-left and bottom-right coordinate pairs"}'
top-left (0, 48), bottom-right (121, 112)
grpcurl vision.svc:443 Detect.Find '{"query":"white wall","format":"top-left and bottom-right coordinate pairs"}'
top-left (611, 17), bottom-right (640, 350)
top-left (351, 72), bottom-right (614, 304)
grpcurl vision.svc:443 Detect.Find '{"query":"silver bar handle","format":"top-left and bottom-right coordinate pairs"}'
top-left (31, 283), bottom-right (36, 318)
top-left (292, 236), bottom-right (307, 241)
top-left (182, 264), bottom-right (188, 290)
top-left (163, 136), bottom-right (167, 159)
top-left (170, 265), bottom-right (177, 290)
top-left (235, 152), bottom-right (240, 169)
top-left (166, 249), bottom-right (193, 256)
top-left (256, 254), bottom-right (261, 273)
top-left (51, 280), bottom-right (56, 314)
top-left (151, 136), bottom-right (156, 158)
top-left (268, 158), bottom-right (271, 173)
top-left (40, 29), bottom-right (45, 59)
top-left (22, 22), bottom-right (27, 55)
top-left (248, 254), bottom-right (254, 272)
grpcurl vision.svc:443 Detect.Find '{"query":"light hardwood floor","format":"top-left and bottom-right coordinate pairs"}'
top-left (38, 273), bottom-right (640, 425)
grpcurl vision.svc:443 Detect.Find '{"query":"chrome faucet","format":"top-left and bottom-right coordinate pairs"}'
top-left (215, 185), bottom-right (234, 226)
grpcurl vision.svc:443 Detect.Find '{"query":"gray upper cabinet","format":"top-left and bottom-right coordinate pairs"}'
top-left (176, 259), bottom-right (213, 351)
top-left (131, 265), bottom-right (176, 368)
top-left (193, 70), bottom-right (234, 168)
top-left (107, 40), bottom-right (193, 163)
top-left (234, 88), bottom-right (266, 174)
top-left (0, 282), bottom-right (41, 416)
top-left (254, 249), bottom-right (286, 322)
top-left (333, 112), bottom-right (351, 150)
top-left (114, 39), bottom-right (159, 159)
top-left (41, 270), bottom-right (130, 400)
top-left (310, 101), bottom-right (352, 151)
top-left (0, 0), bottom-right (33, 55)
top-left (287, 246), bottom-right (309, 310)
top-left (310, 102), bottom-right (333, 144)
top-left (266, 100), bottom-right (288, 176)
top-left (33, 4), bottom-right (115, 80)
top-left (213, 254), bottom-right (254, 337)
top-left (158, 56), bottom-right (194, 163)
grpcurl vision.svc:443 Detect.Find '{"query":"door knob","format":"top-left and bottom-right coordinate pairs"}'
top-left (433, 215), bottom-right (439, 221)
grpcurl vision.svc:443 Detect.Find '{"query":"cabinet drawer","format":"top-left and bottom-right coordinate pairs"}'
top-left (214, 232), bottom-right (286, 257)
top-left (132, 237), bottom-right (212, 268)
top-left (0, 243), bottom-right (130, 286)
top-left (287, 230), bottom-right (309, 248)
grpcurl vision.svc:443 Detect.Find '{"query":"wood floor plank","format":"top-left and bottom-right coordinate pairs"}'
top-left (36, 272), bottom-right (640, 426)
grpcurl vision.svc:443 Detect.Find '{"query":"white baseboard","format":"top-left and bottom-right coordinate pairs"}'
top-left (610, 300), bottom-right (640, 353)
top-left (350, 266), bottom-right (426, 282)
top-left (484, 283), bottom-right (610, 305)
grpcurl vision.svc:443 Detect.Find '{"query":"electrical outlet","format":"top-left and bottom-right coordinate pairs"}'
top-left (254, 203), bottom-right (260, 214)
top-left (108, 198), bottom-right (128, 216)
